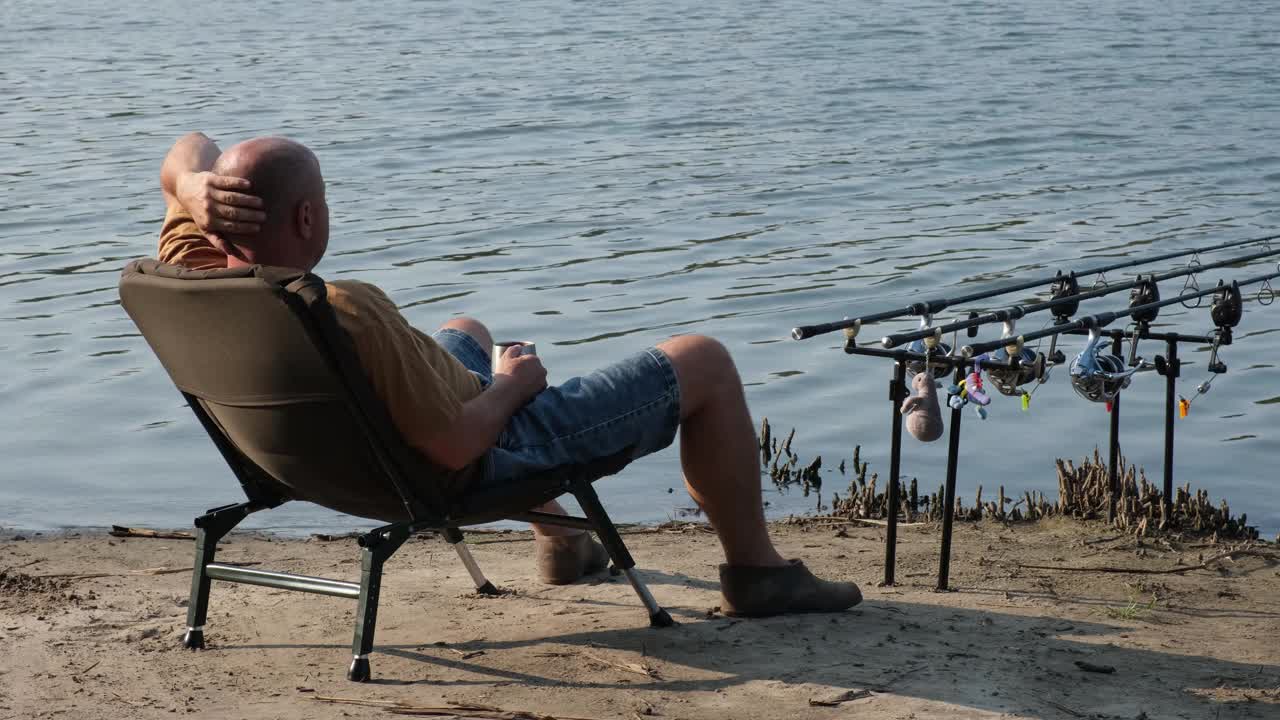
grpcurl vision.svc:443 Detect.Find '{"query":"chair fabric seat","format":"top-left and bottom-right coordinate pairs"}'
top-left (119, 259), bottom-right (469, 522)
top-left (446, 451), bottom-right (632, 525)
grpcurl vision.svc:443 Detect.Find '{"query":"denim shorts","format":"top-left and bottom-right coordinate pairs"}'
top-left (431, 328), bottom-right (682, 492)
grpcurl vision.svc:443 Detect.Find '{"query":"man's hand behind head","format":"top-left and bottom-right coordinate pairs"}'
top-left (175, 171), bottom-right (265, 251)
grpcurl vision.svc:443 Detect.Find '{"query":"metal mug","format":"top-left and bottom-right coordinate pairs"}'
top-left (492, 341), bottom-right (536, 375)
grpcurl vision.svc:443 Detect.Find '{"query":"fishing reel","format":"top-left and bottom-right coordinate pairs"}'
top-left (979, 319), bottom-right (1048, 396)
top-left (1206, 280), bottom-right (1242, 374)
top-left (904, 315), bottom-right (953, 380)
top-left (982, 345), bottom-right (1048, 396)
top-left (1045, 272), bottom-right (1080, 365)
top-left (1069, 327), bottom-right (1139, 404)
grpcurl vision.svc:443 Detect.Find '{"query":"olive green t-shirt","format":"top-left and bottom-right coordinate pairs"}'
top-left (156, 205), bottom-right (482, 462)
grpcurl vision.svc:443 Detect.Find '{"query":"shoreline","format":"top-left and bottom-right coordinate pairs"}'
top-left (3, 517), bottom-right (1277, 719)
top-left (3, 509), bottom-right (1276, 544)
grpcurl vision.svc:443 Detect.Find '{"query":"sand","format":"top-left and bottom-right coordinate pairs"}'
top-left (1, 518), bottom-right (1277, 720)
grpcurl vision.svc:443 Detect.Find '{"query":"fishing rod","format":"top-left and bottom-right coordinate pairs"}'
top-left (879, 242), bottom-right (1280, 350)
top-left (789, 232), bottom-right (1280, 341)
top-left (960, 268), bottom-right (1280, 358)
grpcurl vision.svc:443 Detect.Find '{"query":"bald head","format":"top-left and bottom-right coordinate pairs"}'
top-left (212, 137), bottom-right (329, 270)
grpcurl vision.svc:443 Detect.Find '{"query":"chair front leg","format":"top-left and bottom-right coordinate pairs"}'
top-left (349, 525), bottom-right (409, 682)
top-left (183, 502), bottom-right (256, 649)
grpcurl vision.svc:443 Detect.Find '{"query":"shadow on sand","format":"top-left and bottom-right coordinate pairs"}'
top-left (237, 574), bottom-right (1278, 718)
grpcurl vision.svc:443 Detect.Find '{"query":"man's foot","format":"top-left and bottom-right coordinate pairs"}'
top-left (535, 532), bottom-right (610, 585)
top-left (719, 560), bottom-right (862, 617)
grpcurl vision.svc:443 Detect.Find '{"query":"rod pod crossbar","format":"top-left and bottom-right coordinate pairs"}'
top-left (880, 244), bottom-right (1280, 349)
top-left (791, 233), bottom-right (1280, 342)
top-left (961, 268), bottom-right (1280, 357)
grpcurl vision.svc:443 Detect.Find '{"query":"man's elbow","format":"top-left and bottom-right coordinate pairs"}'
top-left (421, 430), bottom-right (479, 471)
top-left (173, 131), bottom-right (211, 150)
top-left (436, 449), bottom-right (473, 472)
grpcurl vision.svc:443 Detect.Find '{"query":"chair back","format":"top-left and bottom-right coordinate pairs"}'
top-left (119, 259), bottom-right (458, 523)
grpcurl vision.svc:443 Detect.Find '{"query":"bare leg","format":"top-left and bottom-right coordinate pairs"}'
top-left (440, 321), bottom-right (854, 608)
top-left (440, 317), bottom-right (493, 352)
top-left (438, 326), bottom-right (783, 554)
top-left (526, 499), bottom-right (581, 537)
top-left (657, 335), bottom-right (860, 615)
top-left (656, 335), bottom-right (787, 568)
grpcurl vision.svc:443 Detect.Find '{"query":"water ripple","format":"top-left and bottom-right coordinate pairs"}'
top-left (1, 0), bottom-right (1278, 534)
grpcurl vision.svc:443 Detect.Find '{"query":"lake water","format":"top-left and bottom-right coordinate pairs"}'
top-left (3, 0), bottom-right (1279, 537)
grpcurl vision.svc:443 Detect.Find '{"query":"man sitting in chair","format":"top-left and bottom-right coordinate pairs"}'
top-left (156, 132), bottom-right (862, 617)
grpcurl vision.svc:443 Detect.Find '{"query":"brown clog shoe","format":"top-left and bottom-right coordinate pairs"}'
top-left (535, 532), bottom-right (610, 585)
top-left (719, 560), bottom-right (862, 617)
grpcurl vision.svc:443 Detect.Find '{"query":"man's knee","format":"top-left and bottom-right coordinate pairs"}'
top-left (441, 316), bottom-right (493, 350)
top-left (658, 334), bottom-right (740, 401)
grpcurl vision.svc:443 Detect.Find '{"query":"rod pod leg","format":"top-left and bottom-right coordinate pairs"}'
top-left (883, 360), bottom-right (908, 587)
top-left (1159, 339), bottom-right (1180, 526)
top-left (1107, 333), bottom-right (1123, 523)
top-left (937, 364), bottom-right (966, 592)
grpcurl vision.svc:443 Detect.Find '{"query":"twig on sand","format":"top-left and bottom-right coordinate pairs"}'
top-left (466, 527), bottom-right (697, 545)
top-left (534, 648), bottom-right (659, 679)
top-left (808, 688), bottom-right (873, 706)
top-left (1018, 547), bottom-right (1271, 575)
top-left (877, 663), bottom-right (927, 690)
top-left (579, 651), bottom-right (660, 679)
top-left (35, 561), bottom-right (260, 580)
top-left (803, 517), bottom-right (929, 528)
top-left (814, 663), bottom-right (927, 694)
top-left (1032, 693), bottom-right (1084, 717)
top-left (110, 692), bottom-right (149, 708)
top-left (109, 526), bottom-right (194, 540)
top-left (74, 659), bottom-right (101, 676)
top-left (0, 559), bottom-right (42, 575)
top-left (312, 695), bottom-right (604, 719)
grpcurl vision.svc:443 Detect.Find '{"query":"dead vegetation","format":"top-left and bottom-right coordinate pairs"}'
top-left (760, 417), bottom-right (1260, 541)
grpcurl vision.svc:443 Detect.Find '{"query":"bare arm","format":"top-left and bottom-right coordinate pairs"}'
top-left (159, 132), bottom-right (265, 246)
top-left (160, 132), bottom-right (222, 206)
top-left (422, 347), bottom-right (547, 470)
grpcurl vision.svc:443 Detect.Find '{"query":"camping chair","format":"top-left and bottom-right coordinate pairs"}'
top-left (118, 259), bottom-right (674, 682)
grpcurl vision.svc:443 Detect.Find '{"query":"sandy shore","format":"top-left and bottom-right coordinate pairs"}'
top-left (1, 518), bottom-right (1277, 720)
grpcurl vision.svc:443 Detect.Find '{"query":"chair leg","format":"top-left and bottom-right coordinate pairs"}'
top-left (183, 503), bottom-right (255, 649)
top-left (349, 526), bottom-right (409, 682)
top-left (571, 482), bottom-right (674, 628)
top-left (443, 528), bottom-right (501, 596)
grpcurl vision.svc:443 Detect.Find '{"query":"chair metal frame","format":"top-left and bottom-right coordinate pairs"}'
top-left (120, 261), bottom-right (673, 683)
